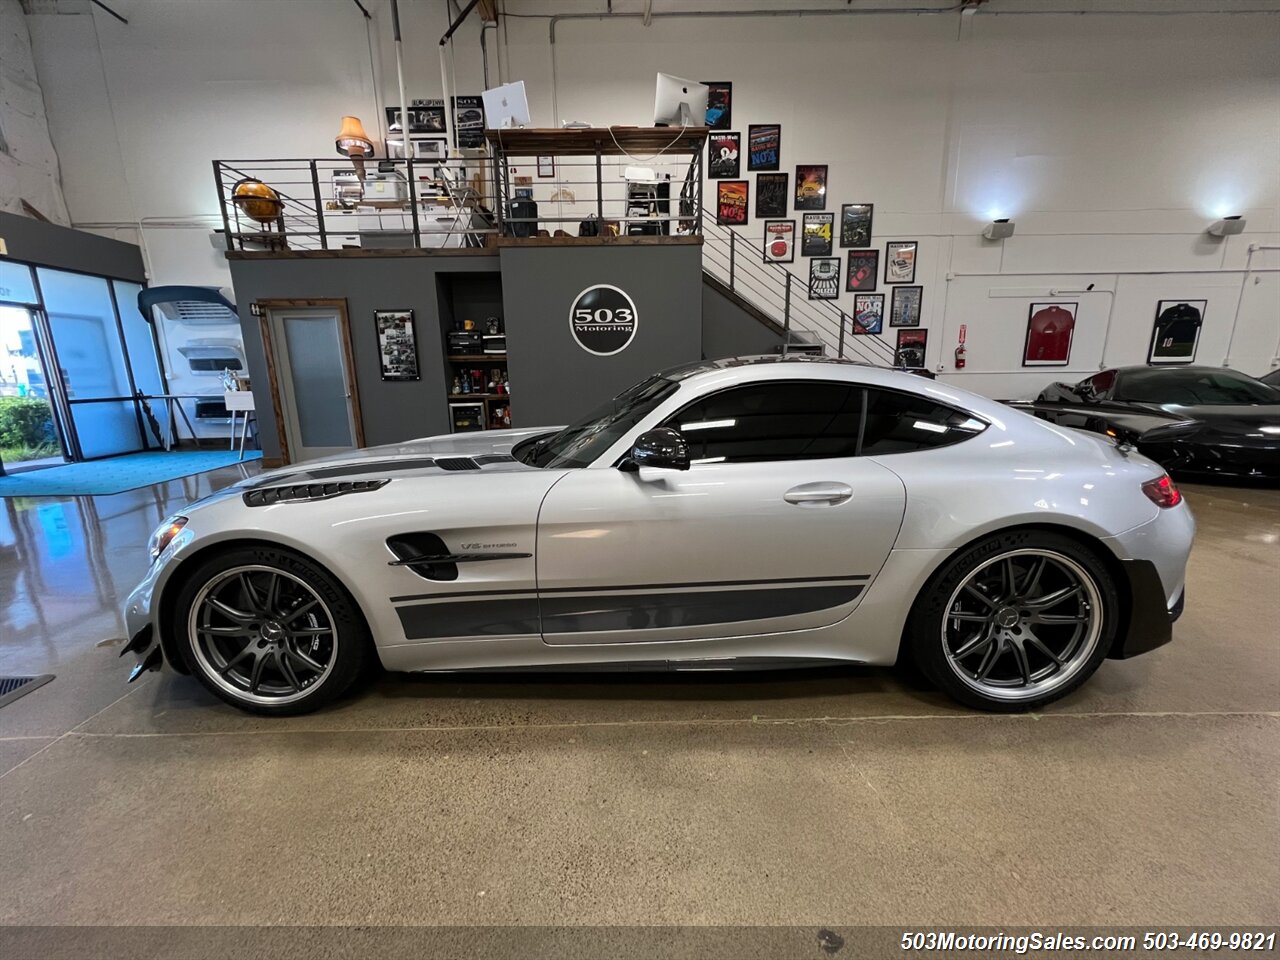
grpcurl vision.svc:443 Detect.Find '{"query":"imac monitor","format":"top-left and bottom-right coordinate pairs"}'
top-left (654, 73), bottom-right (708, 127)
top-left (482, 81), bottom-right (531, 130)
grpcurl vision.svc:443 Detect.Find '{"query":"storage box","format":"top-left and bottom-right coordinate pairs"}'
top-left (447, 331), bottom-right (483, 353)
top-left (482, 335), bottom-right (506, 354)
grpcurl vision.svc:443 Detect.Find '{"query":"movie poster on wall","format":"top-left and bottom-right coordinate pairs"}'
top-left (853, 294), bottom-right (885, 335)
top-left (840, 204), bottom-right (873, 248)
top-left (755, 173), bottom-right (788, 218)
top-left (889, 285), bottom-right (923, 327)
top-left (451, 96), bottom-right (485, 149)
top-left (387, 99), bottom-right (447, 134)
top-left (895, 329), bottom-right (928, 369)
top-left (704, 82), bottom-right (732, 129)
top-left (1023, 302), bottom-right (1077, 366)
top-left (1148, 300), bottom-right (1205, 364)
top-left (885, 241), bottom-right (918, 284)
top-left (763, 220), bottom-right (795, 263)
top-left (747, 125), bottom-right (781, 172)
top-left (794, 165), bottom-right (828, 211)
top-left (708, 132), bottom-right (741, 179)
top-left (801, 213), bottom-right (833, 256)
top-left (808, 258), bottom-right (840, 300)
top-left (846, 250), bottom-right (879, 292)
top-left (717, 181), bottom-right (749, 226)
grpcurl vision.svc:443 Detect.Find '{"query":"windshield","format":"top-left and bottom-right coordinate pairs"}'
top-left (1118, 368), bottom-right (1280, 406)
top-left (525, 376), bottom-right (679, 468)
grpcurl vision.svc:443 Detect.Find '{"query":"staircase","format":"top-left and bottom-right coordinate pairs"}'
top-left (700, 218), bottom-right (898, 367)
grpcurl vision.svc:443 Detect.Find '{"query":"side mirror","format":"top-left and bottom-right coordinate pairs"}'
top-left (619, 427), bottom-right (690, 472)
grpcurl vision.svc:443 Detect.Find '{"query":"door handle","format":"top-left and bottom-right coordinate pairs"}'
top-left (783, 482), bottom-right (853, 506)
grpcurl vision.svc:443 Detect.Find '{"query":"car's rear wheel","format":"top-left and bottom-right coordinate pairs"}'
top-left (906, 531), bottom-right (1118, 711)
top-left (172, 545), bottom-right (370, 716)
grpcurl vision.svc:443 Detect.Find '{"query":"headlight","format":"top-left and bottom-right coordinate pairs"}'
top-left (148, 516), bottom-right (188, 561)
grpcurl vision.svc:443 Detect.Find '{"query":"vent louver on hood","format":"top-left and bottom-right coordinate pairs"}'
top-left (242, 479), bottom-right (390, 507)
top-left (434, 457), bottom-right (480, 471)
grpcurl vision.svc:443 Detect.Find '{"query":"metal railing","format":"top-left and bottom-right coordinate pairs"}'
top-left (701, 219), bottom-right (898, 366)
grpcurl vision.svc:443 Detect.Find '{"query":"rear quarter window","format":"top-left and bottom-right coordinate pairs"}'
top-left (859, 388), bottom-right (987, 455)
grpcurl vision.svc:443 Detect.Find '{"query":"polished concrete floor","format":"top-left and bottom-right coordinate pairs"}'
top-left (0, 465), bottom-right (1276, 929)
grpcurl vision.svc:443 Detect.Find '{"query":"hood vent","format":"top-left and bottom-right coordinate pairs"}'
top-left (243, 478), bottom-right (390, 507)
top-left (434, 457), bottom-right (480, 471)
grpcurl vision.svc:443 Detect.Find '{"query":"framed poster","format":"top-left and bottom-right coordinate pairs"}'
top-left (374, 310), bottom-right (420, 381)
top-left (537, 156), bottom-right (555, 178)
top-left (885, 241), bottom-right (918, 284)
top-left (895, 329), bottom-right (928, 369)
top-left (704, 81), bottom-right (732, 129)
top-left (716, 180), bottom-right (749, 226)
top-left (708, 132), bottom-right (741, 179)
top-left (1149, 300), bottom-right (1205, 364)
top-left (889, 285), bottom-right (923, 327)
top-left (1023, 302), bottom-right (1077, 366)
top-left (763, 220), bottom-right (796, 263)
top-left (853, 294), bottom-right (885, 335)
top-left (840, 203), bottom-right (874, 248)
top-left (387, 100), bottom-right (446, 134)
top-left (845, 249), bottom-right (879, 292)
top-left (801, 213), bottom-right (833, 256)
top-left (808, 258), bottom-right (840, 300)
top-left (451, 95), bottom-right (485, 149)
top-left (794, 165), bottom-right (828, 211)
top-left (747, 124), bottom-right (782, 172)
top-left (755, 173), bottom-right (789, 218)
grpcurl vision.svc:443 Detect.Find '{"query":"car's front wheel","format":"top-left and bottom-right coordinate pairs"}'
top-left (172, 545), bottom-right (370, 715)
top-left (906, 530), bottom-right (1118, 711)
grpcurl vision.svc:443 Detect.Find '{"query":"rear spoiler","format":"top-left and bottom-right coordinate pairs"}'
top-left (1005, 400), bottom-right (1201, 448)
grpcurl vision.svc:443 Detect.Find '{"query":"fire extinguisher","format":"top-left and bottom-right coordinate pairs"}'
top-left (955, 324), bottom-right (967, 369)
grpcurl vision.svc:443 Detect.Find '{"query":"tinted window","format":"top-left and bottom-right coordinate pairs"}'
top-left (1116, 367), bottom-right (1280, 405)
top-left (663, 381), bottom-right (862, 463)
top-left (1083, 370), bottom-right (1116, 397)
top-left (859, 388), bottom-right (987, 455)
top-left (527, 376), bottom-right (679, 468)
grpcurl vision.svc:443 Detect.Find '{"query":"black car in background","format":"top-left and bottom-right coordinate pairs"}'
top-left (1260, 368), bottom-right (1280, 387)
top-left (1015, 365), bottom-right (1280, 482)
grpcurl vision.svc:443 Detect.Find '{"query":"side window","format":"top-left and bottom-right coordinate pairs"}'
top-left (663, 380), bottom-right (862, 463)
top-left (1084, 370), bottom-right (1116, 398)
top-left (859, 388), bottom-right (986, 455)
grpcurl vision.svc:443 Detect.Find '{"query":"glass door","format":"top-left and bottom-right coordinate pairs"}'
top-left (265, 308), bottom-right (358, 462)
top-left (0, 305), bottom-right (67, 470)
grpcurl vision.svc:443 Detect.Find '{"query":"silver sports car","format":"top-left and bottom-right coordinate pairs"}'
top-left (123, 357), bottom-right (1194, 715)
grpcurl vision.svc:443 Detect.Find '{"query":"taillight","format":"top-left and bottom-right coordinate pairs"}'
top-left (1141, 474), bottom-right (1182, 508)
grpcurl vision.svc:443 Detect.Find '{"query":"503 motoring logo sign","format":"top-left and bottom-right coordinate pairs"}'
top-left (569, 284), bottom-right (638, 356)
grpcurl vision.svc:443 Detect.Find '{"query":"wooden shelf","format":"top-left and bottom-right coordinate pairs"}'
top-left (447, 353), bottom-right (507, 362)
top-left (448, 393), bottom-right (509, 400)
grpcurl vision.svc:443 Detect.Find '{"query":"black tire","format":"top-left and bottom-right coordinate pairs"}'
top-left (171, 544), bottom-right (371, 716)
top-left (905, 529), bottom-right (1119, 712)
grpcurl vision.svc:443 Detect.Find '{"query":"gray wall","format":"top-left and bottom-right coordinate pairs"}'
top-left (498, 244), bottom-right (703, 426)
top-left (227, 254), bottom-right (500, 459)
top-left (0, 211), bottom-right (145, 282)
top-left (701, 280), bottom-right (785, 361)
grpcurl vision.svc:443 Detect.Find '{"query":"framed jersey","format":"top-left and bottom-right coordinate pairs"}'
top-left (1148, 300), bottom-right (1205, 364)
top-left (1022, 302), bottom-right (1077, 366)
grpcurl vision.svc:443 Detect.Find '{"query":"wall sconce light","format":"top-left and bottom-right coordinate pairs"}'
top-left (982, 218), bottom-right (1015, 241)
top-left (1207, 215), bottom-right (1245, 237)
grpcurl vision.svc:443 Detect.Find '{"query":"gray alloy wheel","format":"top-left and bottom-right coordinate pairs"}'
top-left (940, 548), bottom-right (1103, 703)
top-left (187, 564), bottom-right (341, 707)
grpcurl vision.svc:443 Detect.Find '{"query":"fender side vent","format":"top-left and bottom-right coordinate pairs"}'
top-left (243, 478), bottom-right (390, 507)
top-left (473, 454), bottom-right (516, 465)
top-left (434, 457), bottom-right (480, 471)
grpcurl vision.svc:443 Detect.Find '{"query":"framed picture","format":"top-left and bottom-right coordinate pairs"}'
top-left (808, 258), bottom-right (840, 300)
top-left (853, 294), bottom-right (885, 335)
top-left (704, 81), bottom-right (732, 129)
top-left (846, 249), bottom-right (879, 292)
top-left (537, 156), bottom-right (555, 178)
top-left (1149, 300), bottom-right (1205, 364)
top-left (716, 180), bottom-right (749, 226)
top-left (708, 132), bottom-right (741, 179)
top-left (895, 329), bottom-right (928, 369)
top-left (1023, 302), bottom-right (1078, 366)
top-left (387, 101), bottom-right (446, 135)
top-left (374, 309), bottom-right (420, 381)
top-left (747, 124), bottom-right (781, 172)
top-left (801, 213), bottom-right (834, 256)
top-left (763, 220), bottom-right (796, 263)
top-left (840, 203), bottom-right (874, 248)
top-left (451, 95), bottom-right (485, 149)
top-left (755, 173), bottom-right (789, 219)
top-left (385, 137), bottom-right (447, 161)
top-left (889, 285), bottom-right (923, 327)
top-left (885, 240), bottom-right (918, 284)
top-left (794, 165), bottom-right (828, 211)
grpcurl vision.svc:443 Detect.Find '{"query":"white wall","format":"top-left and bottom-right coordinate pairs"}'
top-left (0, 0), bottom-right (68, 223)
top-left (21, 0), bottom-right (1280, 396)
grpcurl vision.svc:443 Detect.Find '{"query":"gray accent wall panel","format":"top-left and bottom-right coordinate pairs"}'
top-left (498, 245), bottom-right (703, 427)
top-left (701, 279), bottom-right (785, 360)
top-left (0, 211), bottom-right (145, 281)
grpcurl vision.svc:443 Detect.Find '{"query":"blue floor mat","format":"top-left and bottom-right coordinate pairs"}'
top-left (0, 450), bottom-right (262, 497)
